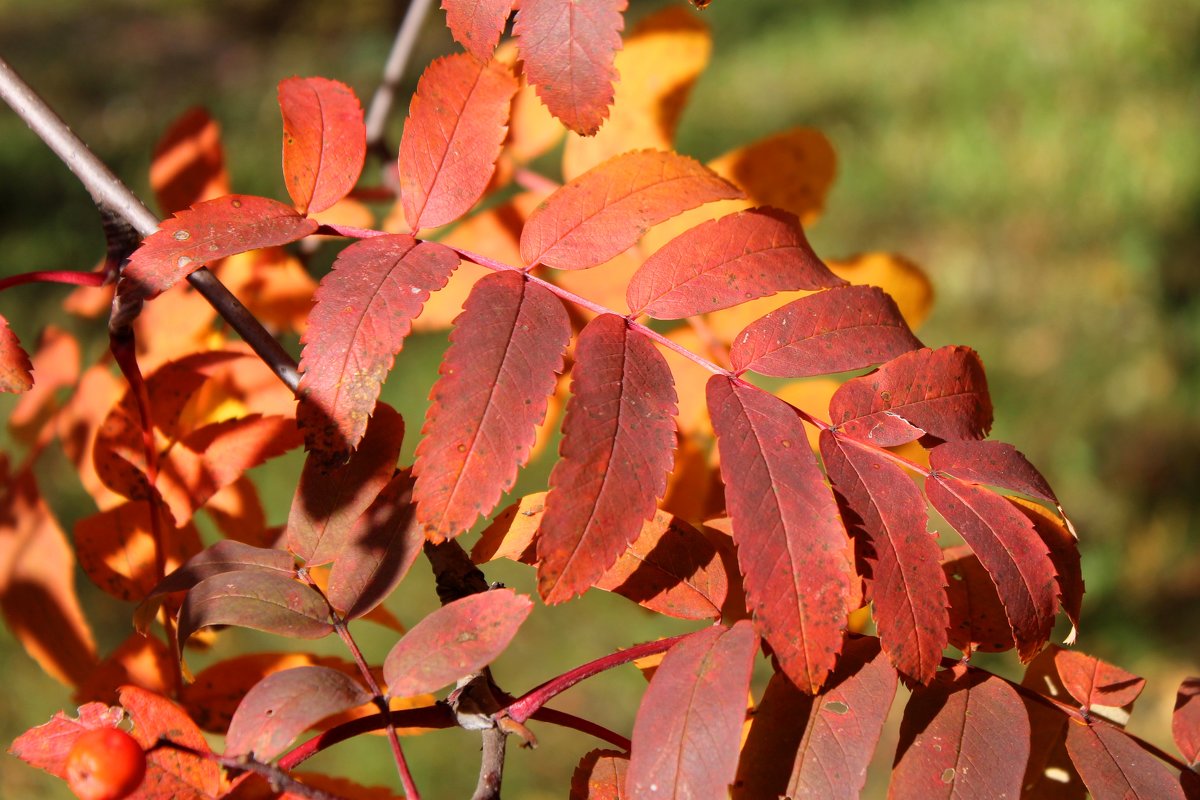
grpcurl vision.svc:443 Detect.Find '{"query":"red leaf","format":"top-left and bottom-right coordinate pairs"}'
top-left (537, 314), bottom-right (677, 603)
top-left (930, 440), bottom-right (1059, 505)
top-left (177, 571), bottom-right (333, 655)
top-left (9, 703), bottom-right (125, 777)
top-left (514, 0), bottom-right (627, 135)
top-left (927, 475), bottom-right (1057, 661)
top-left (942, 545), bottom-right (1016, 654)
top-left (297, 235), bottom-right (458, 453)
top-left (121, 685), bottom-right (223, 799)
top-left (520, 150), bottom-right (743, 270)
top-left (327, 470), bottom-right (423, 621)
top-left (829, 346), bottom-right (993, 446)
top-left (821, 432), bottom-right (947, 684)
top-left (890, 667), bottom-right (1029, 799)
top-left (0, 313), bottom-right (33, 393)
top-left (1065, 720), bottom-right (1187, 800)
top-left (121, 195), bottom-right (318, 303)
top-left (225, 666), bottom-right (372, 761)
top-left (150, 107), bottom-right (231, 215)
top-left (278, 77), bottom-right (365, 215)
top-left (159, 414), bottom-right (303, 524)
top-left (399, 53), bottom-right (518, 231)
top-left (1053, 650), bottom-right (1146, 711)
top-left (594, 511), bottom-right (728, 621)
top-left (570, 749), bottom-right (629, 800)
top-left (627, 622), bottom-right (757, 800)
top-left (383, 588), bottom-right (532, 697)
top-left (1011, 498), bottom-right (1084, 644)
top-left (1019, 648), bottom-right (1087, 800)
top-left (735, 637), bottom-right (898, 800)
top-left (443, 0), bottom-right (515, 61)
top-left (707, 376), bottom-right (852, 693)
top-left (732, 285), bottom-right (923, 377)
top-left (627, 208), bottom-right (841, 319)
top-left (413, 271), bottom-right (569, 541)
top-left (286, 403), bottom-right (404, 565)
top-left (1174, 677), bottom-right (1200, 766)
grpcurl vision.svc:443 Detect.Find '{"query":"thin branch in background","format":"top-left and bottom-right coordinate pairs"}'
top-left (0, 55), bottom-right (301, 392)
top-left (364, 0), bottom-right (437, 161)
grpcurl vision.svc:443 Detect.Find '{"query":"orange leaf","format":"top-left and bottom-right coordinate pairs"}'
top-left (522, 150), bottom-right (742, 270)
top-left (0, 313), bottom-right (33, 393)
top-left (399, 54), bottom-right (518, 231)
top-left (442, 0), bottom-right (514, 59)
top-left (75, 499), bottom-right (202, 602)
top-left (278, 77), bottom-right (366, 215)
top-left (7, 325), bottom-right (79, 444)
top-left (150, 107), bottom-right (231, 215)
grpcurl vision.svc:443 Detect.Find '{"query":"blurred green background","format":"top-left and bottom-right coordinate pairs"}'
top-left (1, 0), bottom-right (1198, 796)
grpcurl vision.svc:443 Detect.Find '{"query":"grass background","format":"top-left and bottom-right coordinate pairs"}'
top-left (1, 0), bottom-right (1198, 796)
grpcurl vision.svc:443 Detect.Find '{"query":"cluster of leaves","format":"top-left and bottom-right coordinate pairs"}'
top-left (2, 1), bottom-right (1199, 798)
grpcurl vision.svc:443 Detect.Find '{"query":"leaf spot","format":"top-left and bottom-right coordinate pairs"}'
top-left (177, 256), bottom-right (193, 269)
top-left (172, 229), bottom-right (191, 241)
top-left (941, 767), bottom-right (955, 783)
top-left (824, 700), bottom-right (848, 714)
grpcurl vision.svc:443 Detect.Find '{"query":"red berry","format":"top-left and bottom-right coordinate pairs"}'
top-left (64, 727), bottom-right (147, 800)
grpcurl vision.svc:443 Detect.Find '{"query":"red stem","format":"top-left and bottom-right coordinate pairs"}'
top-left (504, 631), bottom-right (695, 724)
top-left (528, 707), bottom-right (631, 752)
top-left (0, 269), bottom-right (105, 292)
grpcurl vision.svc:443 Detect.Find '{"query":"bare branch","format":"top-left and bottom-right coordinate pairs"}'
top-left (365, 0), bottom-right (437, 156)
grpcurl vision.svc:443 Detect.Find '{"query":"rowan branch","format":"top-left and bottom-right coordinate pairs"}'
top-left (364, 0), bottom-right (436, 160)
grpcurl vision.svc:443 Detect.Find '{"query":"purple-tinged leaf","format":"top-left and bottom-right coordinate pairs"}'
top-left (627, 207), bottom-right (842, 319)
top-left (225, 666), bottom-right (371, 761)
top-left (413, 271), bottom-right (570, 541)
top-left (735, 636), bottom-right (898, 800)
top-left (383, 588), bottom-right (532, 697)
top-left (537, 314), bottom-right (677, 603)
top-left (708, 376), bottom-right (852, 693)
top-left (628, 621), bottom-right (757, 800)
top-left (732, 285), bottom-right (922, 377)
top-left (296, 235), bottom-right (458, 453)
top-left (927, 475), bottom-right (1058, 661)
top-left (177, 571), bottom-right (333, 655)
top-left (830, 346), bottom-right (992, 446)
top-left (121, 195), bottom-right (319, 303)
top-left (286, 403), bottom-right (404, 565)
top-left (821, 431), bottom-right (947, 684)
top-left (327, 470), bottom-right (423, 621)
top-left (890, 666), bottom-right (1029, 799)
top-left (1065, 720), bottom-right (1186, 800)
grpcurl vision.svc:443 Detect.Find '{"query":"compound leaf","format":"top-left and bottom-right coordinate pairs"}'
top-left (121, 195), bottom-right (318, 303)
top-left (735, 636), bottom-right (897, 800)
top-left (383, 588), bottom-right (532, 698)
top-left (927, 475), bottom-right (1057, 662)
top-left (442, 0), bottom-right (514, 59)
top-left (514, 0), bottom-right (626, 135)
top-left (891, 667), bottom-right (1029, 799)
top-left (821, 432), bottom-right (947, 684)
top-left (413, 271), bottom-right (569, 541)
top-left (830, 346), bottom-right (992, 447)
top-left (520, 150), bottom-right (742, 270)
top-left (537, 314), bottom-right (677, 603)
top-left (286, 403), bottom-right (404, 566)
top-left (628, 207), bottom-right (841, 319)
top-left (732, 285), bottom-right (922, 377)
top-left (627, 622), bottom-right (757, 800)
top-left (296, 235), bottom-right (458, 453)
top-left (225, 666), bottom-right (372, 761)
top-left (399, 53), bottom-right (518, 231)
top-left (177, 571), bottom-right (333, 655)
top-left (278, 77), bottom-right (366, 215)
top-left (707, 376), bottom-right (852, 693)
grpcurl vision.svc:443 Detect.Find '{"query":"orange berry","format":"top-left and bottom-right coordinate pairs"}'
top-left (65, 727), bottom-right (147, 800)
